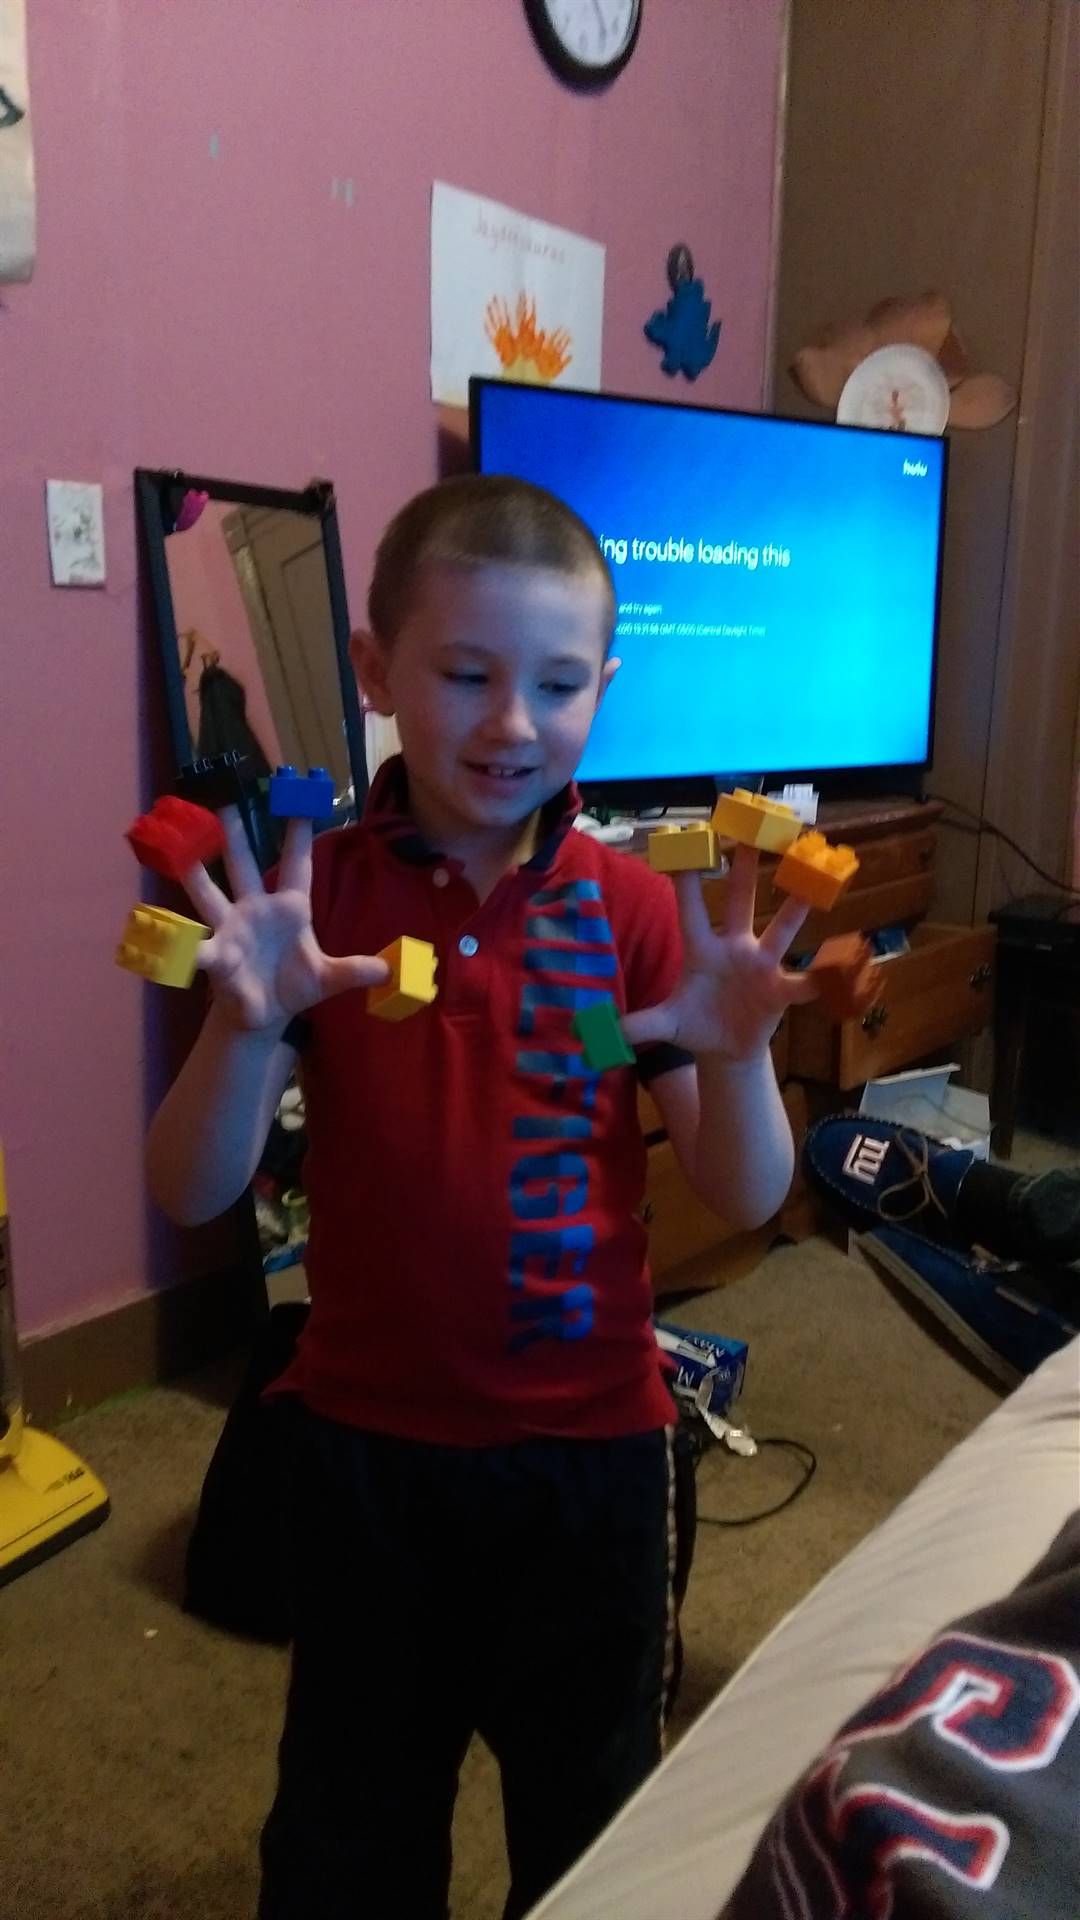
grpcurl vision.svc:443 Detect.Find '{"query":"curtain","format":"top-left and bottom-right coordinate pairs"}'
top-left (977, 2), bottom-right (1080, 912)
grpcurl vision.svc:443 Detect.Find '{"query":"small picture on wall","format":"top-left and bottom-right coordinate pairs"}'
top-left (0, 0), bottom-right (34, 282)
top-left (430, 180), bottom-right (604, 408)
top-left (46, 480), bottom-right (106, 588)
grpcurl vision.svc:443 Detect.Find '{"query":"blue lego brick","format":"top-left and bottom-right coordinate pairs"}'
top-left (268, 764), bottom-right (335, 820)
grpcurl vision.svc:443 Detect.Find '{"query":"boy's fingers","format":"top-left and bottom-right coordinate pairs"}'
top-left (620, 998), bottom-right (677, 1049)
top-left (181, 862), bottom-right (230, 930)
top-left (718, 844), bottom-right (759, 935)
top-left (319, 953), bottom-right (391, 1001)
top-left (782, 968), bottom-right (819, 1006)
top-left (757, 894), bottom-right (810, 961)
top-left (219, 805), bottom-right (264, 899)
top-left (673, 870), bottom-right (720, 961)
top-left (276, 816), bottom-right (314, 897)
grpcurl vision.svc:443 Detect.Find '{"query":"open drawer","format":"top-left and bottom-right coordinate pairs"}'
top-left (786, 922), bottom-right (995, 1088)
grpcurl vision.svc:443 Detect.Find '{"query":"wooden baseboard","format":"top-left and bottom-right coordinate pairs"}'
top-left (21, 1261), bottom-right (265, 1427)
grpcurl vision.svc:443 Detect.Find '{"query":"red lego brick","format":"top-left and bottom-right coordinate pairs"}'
top-left (126, 795), bottom-right (226, 882)
top-left (808, 933), bottom-right (881, 1021)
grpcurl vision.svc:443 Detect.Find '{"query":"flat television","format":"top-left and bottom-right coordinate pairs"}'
top-left (470, 379), bottom-right (947, 805)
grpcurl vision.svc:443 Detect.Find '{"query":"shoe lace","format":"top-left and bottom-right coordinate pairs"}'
top-left (875, 1128), bottom-right (952, 1227)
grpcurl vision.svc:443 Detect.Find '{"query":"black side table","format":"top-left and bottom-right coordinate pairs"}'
top-left (990, 893), bottom-right (1080, 1157)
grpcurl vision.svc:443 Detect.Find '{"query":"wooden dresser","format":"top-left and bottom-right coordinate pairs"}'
top-left (637, 797), bottom-right (996, 1292)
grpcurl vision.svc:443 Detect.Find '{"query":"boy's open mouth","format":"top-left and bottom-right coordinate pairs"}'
top-left (464, 762), bottom-right (537, 782)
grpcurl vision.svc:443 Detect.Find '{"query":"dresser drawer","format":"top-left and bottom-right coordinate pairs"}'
top-left (754, 824), bottom-right (937, 915)
top-left (642, 1081), bottom-right (808, 1285)
top-left (786, 922), bottom-right (995, 1088)
top-left (703, 871), bottom-right (935, 954)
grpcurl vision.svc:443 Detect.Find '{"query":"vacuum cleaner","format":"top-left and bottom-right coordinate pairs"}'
top-left (0, 1141), bottom-right (109, 1585)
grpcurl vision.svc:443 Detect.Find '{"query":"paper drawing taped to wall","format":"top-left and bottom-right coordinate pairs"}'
top-left (430, 182), bottom-right (604, 408)
top-left (0, 0), bottom-right (34, 281)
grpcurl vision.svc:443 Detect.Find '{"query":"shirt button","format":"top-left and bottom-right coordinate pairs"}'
top-left (458, 934), bottom-right (479, 957)
top-left (433, 867), bottom-right (450, 888)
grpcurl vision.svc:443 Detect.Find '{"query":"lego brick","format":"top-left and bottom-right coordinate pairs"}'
top-left (808, 932), bottom-right (881, 1021)
top-left (775, 832), bottom-right (860, 911)
top-left (268, 764), bottom-right (335, 820)
top-left (368, 936), bottom-right (438, 1022)
top-left (126, 795), bottom-right (226, 882)
top-left (711, 787), bottom-right (802, 853)
top-left (647, 823), bottom-right (718, 873)
top-left (177, 750), bottom-right (257, 812)
top-left (571, 1000), bottom-right (636, 1072)
top-left (115, 905), bottom-right (210, 989)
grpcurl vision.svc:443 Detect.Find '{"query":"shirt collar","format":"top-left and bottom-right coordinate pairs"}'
top-left (362, 754), bottom-right (581, 876)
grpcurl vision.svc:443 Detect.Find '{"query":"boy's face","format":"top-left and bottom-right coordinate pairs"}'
top-left (354, 562), bottom-right (617, 842)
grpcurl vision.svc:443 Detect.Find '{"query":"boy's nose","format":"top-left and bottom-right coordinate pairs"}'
top-left (488, 691), bottom-right (539, 744)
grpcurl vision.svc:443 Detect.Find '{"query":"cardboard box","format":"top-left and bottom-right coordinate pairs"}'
top-left (859, 1064), bottom-right (991, 1160)
top-left (654, 1321), bottom-right (748, 1416)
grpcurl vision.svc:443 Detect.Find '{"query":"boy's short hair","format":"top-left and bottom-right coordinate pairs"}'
top-left (367, 473), bottom-right (616, 646)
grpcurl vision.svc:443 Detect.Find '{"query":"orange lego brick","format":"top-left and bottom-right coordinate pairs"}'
top-left (647, 822), bottom-right (718, 873)
top-left (774, 832), bottom-right (860, 911)
top-left (808, 933), bottom-right (881, 1021)
top-left (711, 788), bottom-right (802, 853)
top-left (368, 936), bottom-right (438, 1023)
top-left (115, 905), bottom-right (210, 989)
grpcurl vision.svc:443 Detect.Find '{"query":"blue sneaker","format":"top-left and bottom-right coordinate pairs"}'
top-left (856, 1223), bottom-right (1078, 1385)
top-left (803, 1114), bottom-right (975, 1246)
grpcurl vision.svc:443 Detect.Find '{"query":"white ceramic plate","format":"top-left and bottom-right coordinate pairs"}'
top-left (837, 344), bottom-right (950, 434)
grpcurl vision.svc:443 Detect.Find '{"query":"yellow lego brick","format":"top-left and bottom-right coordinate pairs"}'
top-left (115, 904), bottom-right (210, 989)
top-left (647, 822), bottom-right (718, 873)
top-left (774, 832), bottom-right (860, 911)
top-left (368, 935), bottom-right (438, 1023)
top-left (710, 788), bottom-right (802, 853)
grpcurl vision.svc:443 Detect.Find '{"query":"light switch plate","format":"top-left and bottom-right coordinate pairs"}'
top-left (46, 479), bottom-right (106, 586)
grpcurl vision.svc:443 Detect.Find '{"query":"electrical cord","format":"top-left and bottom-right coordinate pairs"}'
top-left (927, 791), bottom-right (1080, 901)
top-left (689, 1427), bottom-right (817, 1528)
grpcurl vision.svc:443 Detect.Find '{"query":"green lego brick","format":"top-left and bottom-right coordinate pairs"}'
top-left (572, 1000), bottom-right (636, 1072)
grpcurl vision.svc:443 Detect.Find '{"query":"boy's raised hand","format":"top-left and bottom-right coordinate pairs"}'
top-left (621, 844), bottom-right (817, 1062)
top-left (182, 808), bottom-right (389, 1032)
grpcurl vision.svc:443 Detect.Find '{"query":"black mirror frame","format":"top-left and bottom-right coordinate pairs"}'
top-left (134, 467), bottom-right (368, 808)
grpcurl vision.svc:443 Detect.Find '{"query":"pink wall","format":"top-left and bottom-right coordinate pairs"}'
top-left (0, 1), bottom-right (784, 1340)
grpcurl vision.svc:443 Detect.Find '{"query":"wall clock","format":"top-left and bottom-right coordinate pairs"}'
top-left (524, 1), bottom-right (642, 88)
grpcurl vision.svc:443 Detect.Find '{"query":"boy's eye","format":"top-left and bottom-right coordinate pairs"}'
top-left (443, 669), bottom-right (487, 686)
top-left (543, 680), bottom-right (585, 697)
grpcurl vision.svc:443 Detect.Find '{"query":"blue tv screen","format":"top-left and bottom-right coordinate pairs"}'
top-left (470, 381), bottom-right (946, 791)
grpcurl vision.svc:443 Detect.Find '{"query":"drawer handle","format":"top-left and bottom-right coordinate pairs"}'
top-left (970, 963), bottom-right (992, 990)
top-left (862, 1005), bottom-right (889, 1035)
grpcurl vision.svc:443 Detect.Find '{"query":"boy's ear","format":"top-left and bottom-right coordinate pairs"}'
top-left (596, 655), bottom-right (621, 709)
top-left (350, 630), bottom-right (395, 716)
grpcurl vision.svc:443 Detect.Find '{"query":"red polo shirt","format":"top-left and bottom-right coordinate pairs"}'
top-left (268, 758), bottom-right (687, 1445)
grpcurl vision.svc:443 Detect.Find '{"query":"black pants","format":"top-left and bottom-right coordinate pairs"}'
top-left (956, 1163), bottom-right (1080, 1278)
top-left (259, 1412), bottom-right (675, 1920)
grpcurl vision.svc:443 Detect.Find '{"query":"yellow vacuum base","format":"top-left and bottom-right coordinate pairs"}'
top-left (0, 1425), bottom-right (110, 1586)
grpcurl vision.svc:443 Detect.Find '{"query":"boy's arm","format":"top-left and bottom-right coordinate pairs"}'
top-left (146, 1006), bottom-right (297, 1226)
top-left (145, 810), bottom-right (387, 1226)
top-left (647, 1055), bottom-right (794, 1230)
top-left (623, 848), bottom-right (814, 1230)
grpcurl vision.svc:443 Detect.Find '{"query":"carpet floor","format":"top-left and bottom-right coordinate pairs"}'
top-left (1, 1230), bottom-right (1002, 1919)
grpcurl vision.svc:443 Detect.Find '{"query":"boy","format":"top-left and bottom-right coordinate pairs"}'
top-left (148, 475), bottom-right (814, 1919)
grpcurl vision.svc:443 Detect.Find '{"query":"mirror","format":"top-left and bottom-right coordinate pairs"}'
top-left (136, 469), bottom-right (367, 870)
top-left (136, 468), bottom-right (367, 1282)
